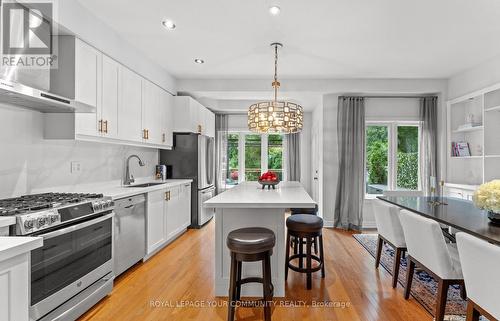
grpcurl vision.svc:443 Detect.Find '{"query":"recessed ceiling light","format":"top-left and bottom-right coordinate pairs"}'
top-left (269, 6), bottom-right (281, 16)
top-left (161, 19), bottom-right (176, 30)
top-left (194, 59), bottom-right (205, 64)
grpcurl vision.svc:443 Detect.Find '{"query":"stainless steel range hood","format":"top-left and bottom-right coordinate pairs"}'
top-left (0, 79), bottom-right (95, 113)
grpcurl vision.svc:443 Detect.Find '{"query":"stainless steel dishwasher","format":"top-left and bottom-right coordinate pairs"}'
top-left (114, 194), bottom-right (146, 276)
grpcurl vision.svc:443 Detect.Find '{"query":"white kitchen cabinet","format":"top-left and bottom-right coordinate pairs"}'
top-left (173, 96), bottom-right (215, 137)
top-left (145, 183), bottom-right (192, 258)
top-left (118, 65), bottom-right (143, 142)
top-left (0, 254), bottom-right (30, 321)
top-left (146, 189), bottom-right (167, 254)
top-left (160, 90), bottom-right (174, 148)
top-left (142, 81), bottom-right (163, 145)
top-left (100, 55), bottom-right (119, 138)
top-left (444, 184), bottom-right (477, 200)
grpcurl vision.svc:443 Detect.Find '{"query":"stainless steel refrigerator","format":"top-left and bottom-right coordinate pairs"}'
top-left (160, 133), bottom-right (215, 228)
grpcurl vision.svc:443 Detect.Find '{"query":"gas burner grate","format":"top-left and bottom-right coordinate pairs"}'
top-left (0, 192), bottom-right (104, 216)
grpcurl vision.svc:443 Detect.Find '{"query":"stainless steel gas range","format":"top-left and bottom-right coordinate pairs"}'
top-left (0, 193), bottom-right (115, 321)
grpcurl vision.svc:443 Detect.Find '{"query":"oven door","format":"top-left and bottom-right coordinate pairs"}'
top-left (30, 213), bottom-right (114, 320)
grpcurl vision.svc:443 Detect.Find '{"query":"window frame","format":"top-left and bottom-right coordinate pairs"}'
top-left (365, 121), bottom-right (421, 198)
top-left (221, 131), bottom-right (286, 186)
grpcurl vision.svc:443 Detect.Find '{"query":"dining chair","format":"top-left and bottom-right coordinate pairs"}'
top-left (371, 199), bottom-right (406, 288)
top-left (456, 232), bottom-right (500, 321)
top-left (399, 210), bottom-right (465, 321)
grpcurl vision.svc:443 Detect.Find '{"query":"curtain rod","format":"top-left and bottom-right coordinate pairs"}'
top-left (360, 95), bottom-right (436, 99)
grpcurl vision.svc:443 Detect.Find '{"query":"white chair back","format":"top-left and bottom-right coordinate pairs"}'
top-left (372, 199), bottom-right (406, 247)
top-left (399, 210), bottom-right (460, 279)
top-left (456, 232), bottom-right (500, 319)
top-left (383, 190), bottom-right (424, 197)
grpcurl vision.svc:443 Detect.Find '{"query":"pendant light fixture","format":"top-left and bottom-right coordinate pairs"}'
top-left (248, 43), bottom-right (303, 134)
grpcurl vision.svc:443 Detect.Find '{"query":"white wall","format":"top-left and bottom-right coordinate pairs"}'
top-left (0, 104), bottom-right (158, 198)
top-left (448, 54), bottom-right (500, 99)
top-left (57, 0), bottom-right (176, 94)
top-left (319, 79), bottom-right (448, 228)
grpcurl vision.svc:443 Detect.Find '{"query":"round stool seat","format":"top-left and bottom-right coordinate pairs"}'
top-left (227, 227), bottom-right (276, 254)
top-left (287, 214), bottom-right (323, 233)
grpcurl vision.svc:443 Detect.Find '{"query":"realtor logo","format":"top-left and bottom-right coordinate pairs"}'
top-left (1, 0), bottom-right (57, 69)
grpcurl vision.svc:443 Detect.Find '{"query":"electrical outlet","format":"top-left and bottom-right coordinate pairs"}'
top-left (70, 161), bottom-right (82, 174)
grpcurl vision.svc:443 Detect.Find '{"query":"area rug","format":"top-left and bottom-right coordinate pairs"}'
top-left (353, 233), bottom-right (470, 321)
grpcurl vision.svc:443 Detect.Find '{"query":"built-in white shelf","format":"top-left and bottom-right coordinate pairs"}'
top-left (450, 156), bottom-right (483, 159)
top-left (485, 105), bottom-right (500, 112)
top-left (485, 155), bottom-right (500, 158)
top-left (452, 126), bottom-right (484, 133)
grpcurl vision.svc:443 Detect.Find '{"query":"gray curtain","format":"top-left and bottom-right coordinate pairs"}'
top-left (334, 97), bottom-right (365, 230)
top-left (419, 96), bottom-right (438, 196)
top-left (215, 114), bottom-right (228, 194)
top-left (286, 133), bottom-right (301, 181)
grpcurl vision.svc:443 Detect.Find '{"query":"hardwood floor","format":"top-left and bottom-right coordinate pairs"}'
top-left (79, 221), bottom-right (432, 321)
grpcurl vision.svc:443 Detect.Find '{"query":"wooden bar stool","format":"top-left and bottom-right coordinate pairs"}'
top-left (285, 214), bottom-right (325, 290)
top-left (226, 227), bottom-right (276, 321)
top-left (290, 205), bottom-right (319, 259)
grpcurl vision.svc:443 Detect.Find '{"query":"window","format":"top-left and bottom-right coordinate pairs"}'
top-left (268, 134), bottom-right (284, 181)
top-left (365, 122), bottom-right (420, 196)
top-left (220, 132), bottom-right (286, 187)
top-left (226, 134), bottom-right (239, 185)
top-left (245, 134), bottom-right (262, 181)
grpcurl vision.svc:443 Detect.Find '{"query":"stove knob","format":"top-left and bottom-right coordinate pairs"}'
top-left (24, 219), bottom-right (34, 230)
top-left (37, 217), bottom-right (47, 228)
top-left (105, 200), bottom-right (113, 208)
top-left (49, 214), bottom-right (59, 224)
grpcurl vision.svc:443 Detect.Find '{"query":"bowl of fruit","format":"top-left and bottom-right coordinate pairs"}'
top-left (258, 171), bottom-right (280, 189)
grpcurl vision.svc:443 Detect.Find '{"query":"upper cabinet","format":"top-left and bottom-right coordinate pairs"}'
top-left (118, 65), bottom-right (143, 143)
top-left (173, 96), bottom-right (216, 137)
top-left (44, 37), bottom-right (174, 150)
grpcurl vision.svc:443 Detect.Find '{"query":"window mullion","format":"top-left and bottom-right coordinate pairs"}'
top-left (261, 134), bottom-right (268, 173)
top-left (239, 134), bottom-right (245, 183)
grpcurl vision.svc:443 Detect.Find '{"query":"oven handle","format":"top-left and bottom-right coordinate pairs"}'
top-left (40, 213), bottom-right (114, 240)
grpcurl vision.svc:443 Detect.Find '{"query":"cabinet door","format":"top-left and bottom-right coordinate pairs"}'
top-left (74, 38), bottom-right (101, 108)
top-left (180, 183), bottom-right (192, 229)
top-left (142, 81), bottom-right (162, 145)
top-left (101, 55), bottom-right (119, 138)
top-left (74, 40), bottom-right (101, 137)
top-left (118, 66), bottom-right (142, 142)
top-left (0, 253), bottom-right (30, 321)
top-left (147, 189), bottom-right (166, 254)
top-left (160, 90), bottom-right (173, 148)
top-left (205, 109), bottom-right (215, 138)
top-left (165, 186), bottom-right (183, 241)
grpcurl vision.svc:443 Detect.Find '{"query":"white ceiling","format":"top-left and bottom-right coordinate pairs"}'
top-left (78, 0), bottom-right (500, 80)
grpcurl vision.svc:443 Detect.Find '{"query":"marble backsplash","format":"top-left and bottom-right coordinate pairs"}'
top-left (0, 103), bottom-right (159, 198)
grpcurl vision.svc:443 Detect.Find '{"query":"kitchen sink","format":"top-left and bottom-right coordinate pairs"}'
top-left (126, 182), bottom-right (165, 188)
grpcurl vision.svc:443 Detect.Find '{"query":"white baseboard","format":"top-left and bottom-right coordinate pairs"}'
top-left (323, 220), bottom-right (334, 228)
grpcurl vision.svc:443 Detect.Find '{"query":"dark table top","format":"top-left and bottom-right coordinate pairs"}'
top-left (378, 196), bottom-right (500, 245)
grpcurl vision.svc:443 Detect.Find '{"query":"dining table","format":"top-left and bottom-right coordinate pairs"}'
top-left (377, 196), bottom-right (500, 245)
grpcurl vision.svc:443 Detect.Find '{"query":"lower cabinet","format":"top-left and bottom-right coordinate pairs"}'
top-left (0, 253), bottom-right (30, 321)
top-left (146, 183), bottom-right (191, 257)
top-left (444, 185), bottom-right (476, 201)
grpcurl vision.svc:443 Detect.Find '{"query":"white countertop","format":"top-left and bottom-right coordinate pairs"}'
top-left (31, 178), bottom-right (193, 200)
top-left (0, 217), bottom-right (16, 229)
top-left (204, 181), bottom-right (315, 209)
top-left (0, 236), bottom-right (42, 262)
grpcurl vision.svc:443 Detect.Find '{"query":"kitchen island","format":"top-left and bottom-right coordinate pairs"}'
top-left (204, 181), bottom-right (315, 297)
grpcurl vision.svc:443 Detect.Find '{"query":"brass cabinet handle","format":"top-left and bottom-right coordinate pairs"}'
top-left (103, 120), bottom-right (108, 134)
top-left (146, 129), bottom-right (149, 140)
top-left (143, 129), bottom-right (148, 140)
top-left (164, 191), bottom-right (171, 201)
top-left (98, 119), bottom-right (103, 133)
top-left (197, 124), bottom-right (202, 133)
top-left (162, 133), bottom-right (166, 143)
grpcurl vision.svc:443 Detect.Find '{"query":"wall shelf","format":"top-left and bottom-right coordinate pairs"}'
top-left (452, 126), bottom-right (483, 133)
top-left (450, 156), bottom-right (483, 159)
top-left (485, 105), bottom-right (500, 112)
top-left (485, 155), bottom-right (500, 158)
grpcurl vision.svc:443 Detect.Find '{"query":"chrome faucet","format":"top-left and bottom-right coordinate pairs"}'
top-left (124, 155), bottom-right (145, 185)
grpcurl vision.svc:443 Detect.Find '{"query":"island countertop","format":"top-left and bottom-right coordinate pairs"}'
top-left (204, 181), bottom-right (316, 209)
